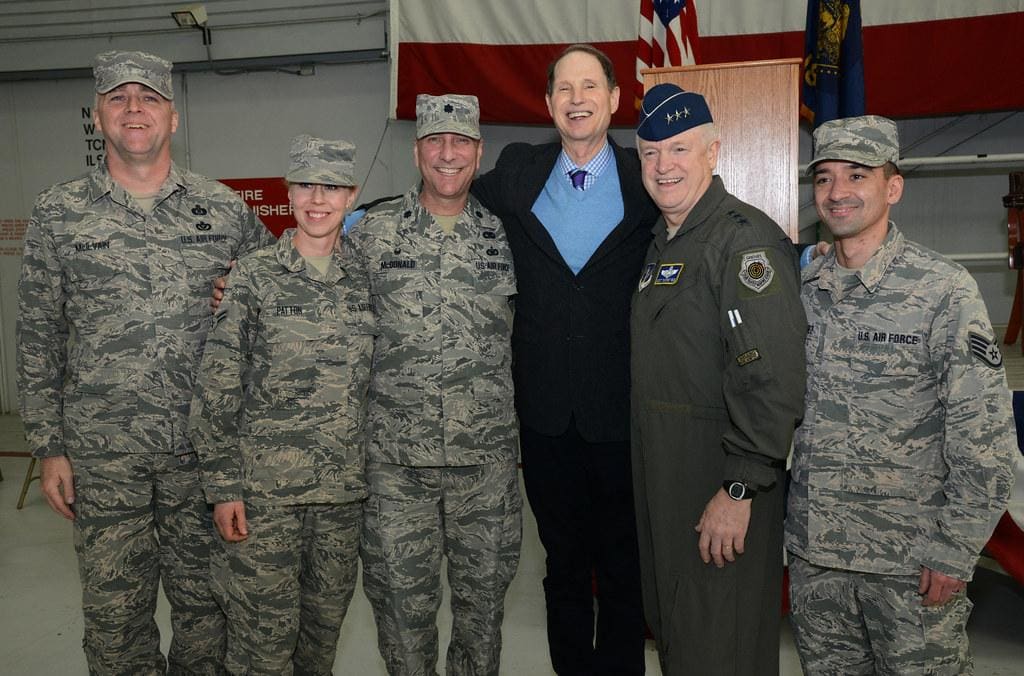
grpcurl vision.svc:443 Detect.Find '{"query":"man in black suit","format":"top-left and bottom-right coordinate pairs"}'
top-left (472, 44), bottom-right (659, 675)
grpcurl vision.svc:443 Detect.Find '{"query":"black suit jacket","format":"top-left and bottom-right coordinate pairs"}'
top-left (472, 138), bottom-right (660, 442)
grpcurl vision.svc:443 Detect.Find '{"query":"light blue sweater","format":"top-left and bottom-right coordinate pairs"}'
top-left (531, 154), bottom-right (624, 275)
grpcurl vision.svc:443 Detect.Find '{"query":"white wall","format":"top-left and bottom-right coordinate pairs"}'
top-left (1, 44), bottom-right (1022, 411)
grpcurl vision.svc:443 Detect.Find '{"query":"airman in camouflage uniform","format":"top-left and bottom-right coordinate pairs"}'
top-left (787, 115), bottom-right (1016, 675)
top-left (16, 50), bottom-right (274, 675)
top-left (348, 94), bottom-right (521, 676)
top-left (189, 136), bottom-right (372, 675)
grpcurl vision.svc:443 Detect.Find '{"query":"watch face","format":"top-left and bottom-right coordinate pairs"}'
top-left (726, 481), bottom-right (750, 500)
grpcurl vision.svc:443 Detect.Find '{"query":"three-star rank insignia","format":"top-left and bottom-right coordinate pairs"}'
top-left (738, 250), bottom-right (773, 293)
top-left (969, 332), bottom-right (1003, 368)
top-left (663, 109), bottom-right (691, 125)
top-left (654, 262), bottom-right (684, 285)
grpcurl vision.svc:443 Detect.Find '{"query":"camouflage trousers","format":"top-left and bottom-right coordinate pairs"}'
top-left (211, 501), bottom-right (363, 676)
top-left (361, 460), bottom-right (523, 676)
top-left (71, 452), bottom-right (225, 676)
top-left (787, 555), bottom-right (974, 675)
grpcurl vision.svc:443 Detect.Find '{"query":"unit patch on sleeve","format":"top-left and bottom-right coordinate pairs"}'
top-left (738, 250), bottom-right (774, 293)
top-left (969, 332), bottom-right (1003, 368)
top-left (654, 263), bottom-right (685, 286)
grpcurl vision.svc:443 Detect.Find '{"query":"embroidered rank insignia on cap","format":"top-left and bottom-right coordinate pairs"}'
top-left (638, 263), bottom-right (656, 291)
top-left (969, 332), bottom-right (1003, 368)
top-left (654, 263), bottom-right (684, 285)
top-left (738, 250), bottom-right (774, 293)
top-left (736, 349), bottom-right (761, 366)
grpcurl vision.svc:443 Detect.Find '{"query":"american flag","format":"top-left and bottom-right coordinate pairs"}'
top-left (636, 0), bottom-right (701, 110)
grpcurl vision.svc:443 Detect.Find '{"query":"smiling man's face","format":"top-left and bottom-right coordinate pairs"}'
top-left (93, 82), bottom-right (178, 165)
top-left (545, 50), bottom-right (620, 152)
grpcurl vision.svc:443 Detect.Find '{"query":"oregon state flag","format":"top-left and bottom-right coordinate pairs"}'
top-left (802, 0), bottom-right (865, 126)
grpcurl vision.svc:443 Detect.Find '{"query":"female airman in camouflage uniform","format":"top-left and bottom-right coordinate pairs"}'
top-left (190, 135), bottom-right (374, 675)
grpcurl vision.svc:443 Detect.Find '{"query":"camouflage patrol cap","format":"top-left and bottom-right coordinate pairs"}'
top-left (415, 94), bottom-right (481, 140)
top-left (285, 134), bottom-right (357, 186)
top-left (94, 50), bottom-right (174, 100)
top-left (809, 115), bottom-right (900, 173)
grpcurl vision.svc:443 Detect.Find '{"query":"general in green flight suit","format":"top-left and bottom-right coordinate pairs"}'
top-left (629, 83), bottom-right (806, 676)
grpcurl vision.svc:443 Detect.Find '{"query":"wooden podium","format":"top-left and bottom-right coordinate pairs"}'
top-left (641, 59), bottom-right (802, 242)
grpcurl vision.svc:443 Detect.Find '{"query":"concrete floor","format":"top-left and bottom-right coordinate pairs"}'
top-left (1, 410), bottom-right (1021, 674)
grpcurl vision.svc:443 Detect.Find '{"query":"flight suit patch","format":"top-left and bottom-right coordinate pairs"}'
top-left (738, 250), bottom-right (774, 293)
top-left (654, 263), bottom-right (684, 285)
top-left (736, 349), bottom-right (761, 366)
top-left (638, 263), bottom-right (656, 291)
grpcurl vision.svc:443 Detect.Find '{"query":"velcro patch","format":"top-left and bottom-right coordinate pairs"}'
top-left (638, 263), bottom-right (656, 292)
top-left (738, 250), bottom-right (774, 293)
top-left (736, 349), bottom-right (761, 366)
top-left (654, 263), bottom-right (685, 285)
top-left (968, 332), bottom-right (1002, 368)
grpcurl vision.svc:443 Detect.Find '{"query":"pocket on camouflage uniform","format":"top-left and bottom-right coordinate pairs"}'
top-left (918, 592), bottom-right (973, 674)
top-left (473, 265), bottom-right (516, 297)
top-left (60, 236), bottom-right (128, 291)
top-left (470, 376), bottom-right (516, 433)
top-left (261, 313), bottom-right (341, 412)
top-left (847, 343), bottom-right (932, 410)
top-left (178, 239), bottom-right (233, 325)
top-left (177, 236), bottom-right (233, 280)
top-left (63, 367), bottom-right (140, 449)
top-left (371, 269), bottom-right (430, 321)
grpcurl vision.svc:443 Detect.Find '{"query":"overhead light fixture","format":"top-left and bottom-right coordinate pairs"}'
top-left (171, 4), bottom-right (212, 45)
top-left (171, 4), bottom-right (207, 28)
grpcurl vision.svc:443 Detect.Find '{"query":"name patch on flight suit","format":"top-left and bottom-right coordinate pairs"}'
top-left (969, 332), bottom-right (1003, 368)
top-left (736, 349), bottom-right (761, 366)
top-left (638, 263), bottom-right (656, 291)
top-left (654, 263), bottom-right (684, 285)
top-left (738, 250), bottom-right (774, 293)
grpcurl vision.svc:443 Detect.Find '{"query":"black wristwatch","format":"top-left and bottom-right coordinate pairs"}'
top-left (723, 480), bottom-right (756, 501)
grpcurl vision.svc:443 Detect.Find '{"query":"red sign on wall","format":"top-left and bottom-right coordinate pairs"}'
top-left (218, 177), bottom-right (293, 238)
